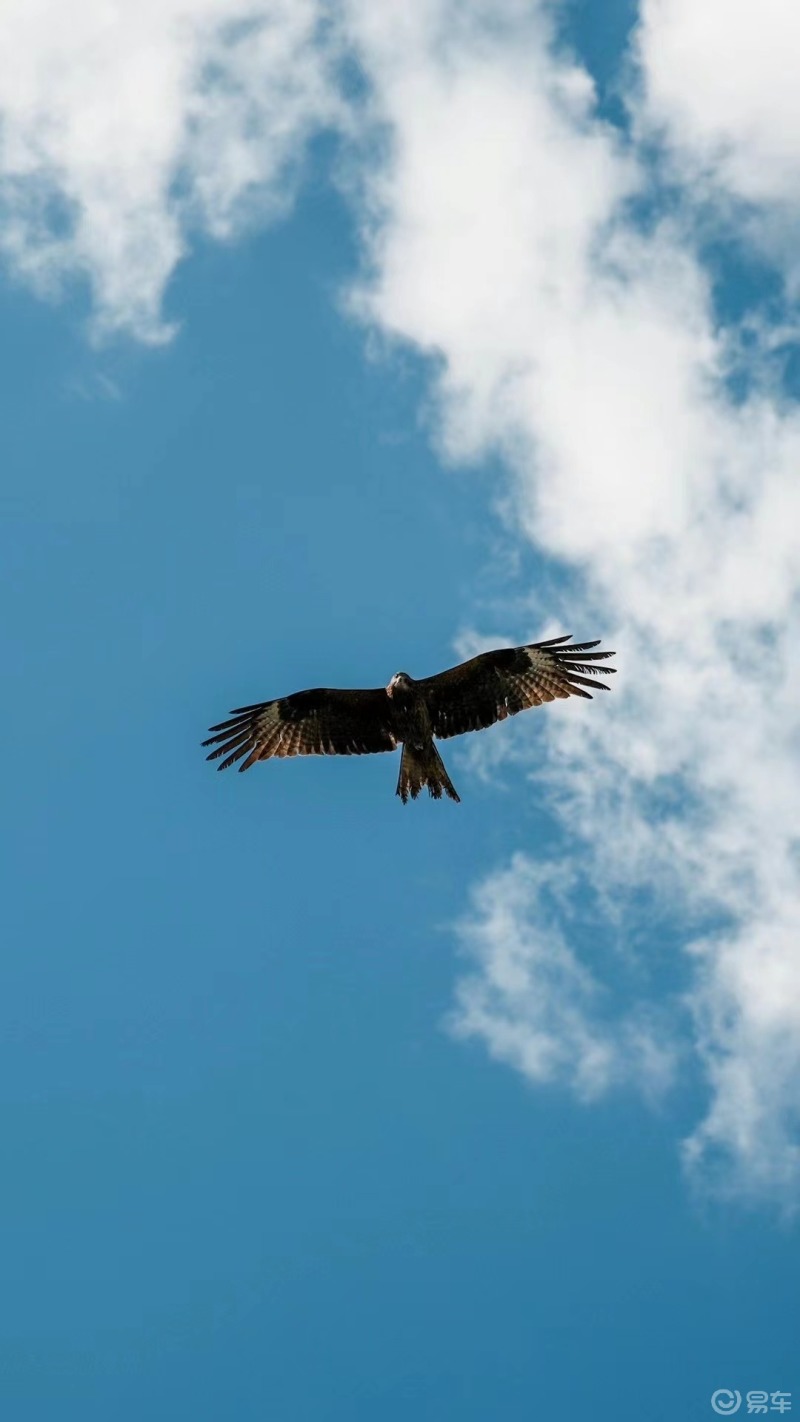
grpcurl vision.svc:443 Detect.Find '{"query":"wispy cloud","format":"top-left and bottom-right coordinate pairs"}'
top-left (4, 0), bottom-right (800, 1204)
top-left (636, 0), bottom-right (800, 213)
top-left (0, 0), bottom-right (336, 340)
top-left (449, 854), bottom-right (678, 1103)
top-left (634, 0), bottom-right (800, 281)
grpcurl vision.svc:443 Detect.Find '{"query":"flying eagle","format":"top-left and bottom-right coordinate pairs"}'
top-left (203, 634), bottom-right (615, 803)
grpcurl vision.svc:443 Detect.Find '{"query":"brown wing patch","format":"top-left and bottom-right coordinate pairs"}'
top-left (418, 635), bottom-right (616, 740)
top-left (203, 687), bottom-right (397, 771)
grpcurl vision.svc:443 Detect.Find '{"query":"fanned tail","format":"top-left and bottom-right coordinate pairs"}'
top-left (396, 742), bottom-right (460, 804)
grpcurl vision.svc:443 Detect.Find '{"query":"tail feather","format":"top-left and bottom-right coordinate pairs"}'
top-left (396, 741), bottom-right (460, 804)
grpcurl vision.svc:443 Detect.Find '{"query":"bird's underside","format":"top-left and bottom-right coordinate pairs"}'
top-left (202, 634), bottom-right (616, 803)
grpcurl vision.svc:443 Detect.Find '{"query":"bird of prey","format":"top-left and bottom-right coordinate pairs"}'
top-left (203, 635), bottom-right (615, 803)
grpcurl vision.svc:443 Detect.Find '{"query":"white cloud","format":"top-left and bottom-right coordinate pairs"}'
top-left (685, 911), bottom-right (800, 1204)
top-left (450, 854), bottom-right (678, 1103)
top-left (0, 0), bottom-right (336, 340)
top-left (343, 0), bottom-right (800, 1204)
top-left (634, 0), bottom-right (800, 283)
top-left (636, 0), bottom-right (800, 211)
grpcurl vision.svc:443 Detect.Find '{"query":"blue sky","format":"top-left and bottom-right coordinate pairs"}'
top-left (2, 2), bottom-right (799, 1418)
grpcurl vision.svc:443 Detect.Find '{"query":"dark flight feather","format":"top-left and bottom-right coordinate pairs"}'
top-left (203, 686), bottom-right (396, 772)
top-left (417, 635), bottom-right (616, 741)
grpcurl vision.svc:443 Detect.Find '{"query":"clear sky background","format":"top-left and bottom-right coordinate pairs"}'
top-left (1, 2), bottom-right (799, 1419)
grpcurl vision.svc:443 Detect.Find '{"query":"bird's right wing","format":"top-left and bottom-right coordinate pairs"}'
top-left (417, 635), bottom-right (616, 741)
top-left (203, 687), bottom-right (397, 771)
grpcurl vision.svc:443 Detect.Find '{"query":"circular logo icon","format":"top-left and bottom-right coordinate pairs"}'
top-left (711, 1391), bottom-right (742, 1415)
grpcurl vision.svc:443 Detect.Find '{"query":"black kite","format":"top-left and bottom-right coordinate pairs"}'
top-left (203, 635), bottom-right (616, 803)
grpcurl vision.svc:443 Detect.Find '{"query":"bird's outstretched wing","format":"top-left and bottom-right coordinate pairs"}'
top-left (417, 635), bottom-right (616, 741)
top-left (203, 687), bottom-right (396, 772)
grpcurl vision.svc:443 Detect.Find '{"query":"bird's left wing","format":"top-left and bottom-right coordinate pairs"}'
top-left (417, 635), bottom-right (616, 741)
top-left (203, 686), bottom-right (397, 771)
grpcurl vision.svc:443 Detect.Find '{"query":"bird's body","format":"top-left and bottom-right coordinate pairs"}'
top-left (386, 671), bottom-right (460, 802)
top-left (203, 635), bottom-right (616, 803)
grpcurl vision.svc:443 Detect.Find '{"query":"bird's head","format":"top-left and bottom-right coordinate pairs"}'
top-left (387, 671), bottom-right (414, 697)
